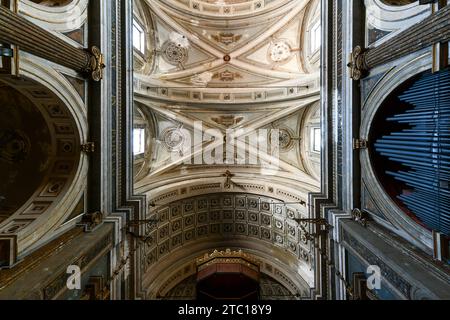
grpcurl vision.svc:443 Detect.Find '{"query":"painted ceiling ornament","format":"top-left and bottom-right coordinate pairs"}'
top-left (161, 127), bottom-right (188, 152)
top-left (0, 129), bottom-right (31, 163)
top-left (161, 41), bottom-right (188, 66)
top-left (269, 40), bottom-right (292, 63)
top-left (269, 127), bottom-right (295, 152)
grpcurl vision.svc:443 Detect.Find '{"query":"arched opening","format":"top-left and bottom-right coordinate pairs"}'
top-left (140, 193), bottom-right (313, 299)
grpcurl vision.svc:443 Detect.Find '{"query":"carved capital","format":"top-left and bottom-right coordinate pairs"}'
top-left (348, 46), bottom-right (369, 80)
top-left (84, 46), bottom-right (105, 82)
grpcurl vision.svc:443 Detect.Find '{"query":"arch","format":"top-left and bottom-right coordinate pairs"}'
top-left (360, 52), bottom-right (433, 250)
top-left (137, 175), bottom-right (316, 212)
top-left (133, 0), bottom-right (322, 299)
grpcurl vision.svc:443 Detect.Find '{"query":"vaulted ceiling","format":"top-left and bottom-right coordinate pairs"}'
top-left (132, 0), bottom-right (321, 298)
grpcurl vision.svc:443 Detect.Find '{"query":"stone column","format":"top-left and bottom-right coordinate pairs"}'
top-left (0, 5), bottom-right (105, 81)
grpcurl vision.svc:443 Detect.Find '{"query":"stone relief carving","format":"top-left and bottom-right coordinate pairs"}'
top-left (161, 41), bottom-right (188, 65)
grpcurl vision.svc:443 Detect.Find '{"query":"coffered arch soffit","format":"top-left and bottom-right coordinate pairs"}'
top-left (133, 98), bottom-right (321, 196)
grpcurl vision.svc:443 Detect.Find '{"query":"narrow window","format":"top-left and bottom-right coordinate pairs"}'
top-left (133, 128), bottom-right (146, 155)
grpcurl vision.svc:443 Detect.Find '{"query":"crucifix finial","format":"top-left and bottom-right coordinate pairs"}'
top-left (222, 170), bottom-right (234, 189)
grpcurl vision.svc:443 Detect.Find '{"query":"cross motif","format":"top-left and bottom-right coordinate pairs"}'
top-left (222, 170), bottom-right (235, 189)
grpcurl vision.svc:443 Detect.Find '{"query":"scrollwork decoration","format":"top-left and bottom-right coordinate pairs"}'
top-left (84, 46), bottom-right (106, 82)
